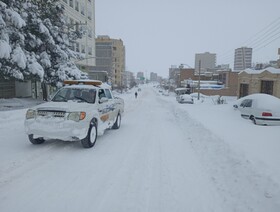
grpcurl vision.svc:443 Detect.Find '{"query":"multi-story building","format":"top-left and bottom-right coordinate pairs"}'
top-left (93, 35), bottom-right (126, 88)
top-left (60, 0), bottom-right (96, 72)
top-left (234, 47), bottom-right (252, 71)
top-left (169, 66), bottom-right (180, 87)
top-left (137, 72), bottom-right (144, 79)
top-left (122, 71), bottom-right (135, 89)
top-left (150, 72), bottom-right (158, 82)
top-left (194, 52), bottom-right (216, 73)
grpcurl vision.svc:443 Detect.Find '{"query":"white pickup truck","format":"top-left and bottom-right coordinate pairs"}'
top-left (24, 80), bottom-right (124, 148)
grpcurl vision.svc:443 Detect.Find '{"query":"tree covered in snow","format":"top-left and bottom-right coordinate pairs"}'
top-left (0, 0), bottom-right (86, 99)
top-left (0, 0), bottom-right (28, 80)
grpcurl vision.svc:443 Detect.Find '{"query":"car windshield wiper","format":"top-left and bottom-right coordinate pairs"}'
top-left (73, 96), bottom-right (90, 103)
top-left (53, 94), bottom-right (68, 102)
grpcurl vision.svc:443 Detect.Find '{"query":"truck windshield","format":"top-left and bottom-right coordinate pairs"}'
top-left (52, 88), bottom-right (97, 104)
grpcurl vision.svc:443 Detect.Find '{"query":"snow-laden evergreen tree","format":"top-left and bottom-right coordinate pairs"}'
top-left (0, 0), bottom-right (28, 80)
top-left (0, 0), bottom-right (86, 100)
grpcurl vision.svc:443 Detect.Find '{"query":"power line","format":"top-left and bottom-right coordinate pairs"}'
top-left (217, 16), bottom-right (280, 65)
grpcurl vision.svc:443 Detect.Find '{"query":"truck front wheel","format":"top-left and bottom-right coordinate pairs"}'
top-left (112, 113), bottom-right (121, 129)
top-left (81, 123), bottom-right (97, 148)
top-left (28, 134), bottom-right (45, 145)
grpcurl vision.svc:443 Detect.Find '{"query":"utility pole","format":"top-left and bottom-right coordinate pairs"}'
top-left (278, 48), bottom-right (280, 68)
top-left (198, 60), bottom-right (201, 100)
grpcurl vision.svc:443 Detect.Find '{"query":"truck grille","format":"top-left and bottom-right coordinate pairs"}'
top-left (37, 110), bottom-right (66, 118)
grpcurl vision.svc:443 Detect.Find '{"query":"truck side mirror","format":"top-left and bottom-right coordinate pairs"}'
top-left (99, 97), bottom-right (108, 104)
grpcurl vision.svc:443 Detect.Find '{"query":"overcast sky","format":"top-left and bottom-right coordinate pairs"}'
top-left (95, 0), bottom-right (280, 78)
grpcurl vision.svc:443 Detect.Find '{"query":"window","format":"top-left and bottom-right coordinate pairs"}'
top-left (98, 89), bottom-right (106, 100)
top-left (240, 99), bottom-right (252, 108)
top-left (69, 0), bottom-right (73, 7)
top-left (88, 28), bottom-right (92, 38)
top-left (88, 9), bottom-right (92, 20)
top-left (81, 45), bottom-right (85, 53)
top-left (105, 89), bottom-right (112, 99)
top-left (81, 3), bottom-right (85, 15)
top-left (75, 1), bottom-right (79, 11)
top-left (261, 80), bottom-right (273, 95)
top-left (88, 47), bottom-right (92, 55)
top-left (75, 42), bottom-right (80, 52)
top-left (75, 21), bottom-right (79, 31)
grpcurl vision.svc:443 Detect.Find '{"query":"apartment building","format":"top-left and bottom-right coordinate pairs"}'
top-left (234, 47), bottom-right (252, 71)
top-left (150, 72), bottom-right (158, 82)
top-left (60, 0), bottom-right (96, 71)
top-left (94, 35), bottom-right (126, 88)
top-left (194, 52), bottom-right (216, 73)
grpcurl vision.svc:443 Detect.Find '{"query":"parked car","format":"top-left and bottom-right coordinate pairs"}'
top-left (178, 94), bottom-right (194, 104)
top-left (233, 93), bottom-right (280, 126)
top-left (175, 87), bottom-right (190, 101)
top-left (25, 80), bottom-right (124, 148)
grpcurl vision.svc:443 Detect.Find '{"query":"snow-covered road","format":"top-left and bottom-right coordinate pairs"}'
top-left (0, 86), bottom-right (279, 212)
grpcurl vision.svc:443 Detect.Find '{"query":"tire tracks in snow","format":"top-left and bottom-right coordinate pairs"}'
top-left (161, 96), bottom-right (280, 212)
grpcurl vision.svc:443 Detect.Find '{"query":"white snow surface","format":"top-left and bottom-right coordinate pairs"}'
top-left (0, 84), bottom-right (280, 212)
top-left (11, 46), bottom-right (27, 69)
top-left (6, 8), bottom-right (26, 28)
top-left (27, 56), bottom-right (44, 80)
top-left (0, 40), bottom-right (11, 59)
top-left (241, 67), bottom-right (280, 74)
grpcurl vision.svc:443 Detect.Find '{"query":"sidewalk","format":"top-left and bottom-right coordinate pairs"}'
top-left (0, 98), bottom-right (44, 111)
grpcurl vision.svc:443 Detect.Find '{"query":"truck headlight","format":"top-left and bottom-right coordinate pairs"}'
top-left (68, 112), bottom-right (86, 122)
top-left (26, 109), bottom-right (36, 119)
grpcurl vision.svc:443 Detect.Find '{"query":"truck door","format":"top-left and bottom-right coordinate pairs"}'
top-left (97, 89), bottom-right (110, 124)
top-left (104, 89), bottom-right (117, 121)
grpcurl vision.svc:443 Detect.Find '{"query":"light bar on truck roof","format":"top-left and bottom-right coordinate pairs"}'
top-left (63, 80), bottom-right (102, 86)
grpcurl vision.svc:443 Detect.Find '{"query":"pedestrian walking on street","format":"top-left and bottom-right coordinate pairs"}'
top-left (135, 92), bottom-right (138, 99)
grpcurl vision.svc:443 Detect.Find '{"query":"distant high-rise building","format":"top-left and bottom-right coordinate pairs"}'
top-left (93, 35), bottom-right (126, 87)
top-left (60, 0), bottom-right (96, 72)
top-left (137, 72), bottom-right (144, 79)
top-left (234, 47), bottom-right (252, 70)
top-left (195, 52), bottom-right (216, 73)
top-left (150, 72), bottom-right (158, 82)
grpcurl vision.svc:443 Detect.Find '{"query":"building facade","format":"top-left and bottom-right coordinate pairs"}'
top-left (150, 72), bottom-right (158, 82)
top-left (238, 68), bottom-right (280, 98)
top-left (93, 35), bottom-right (126, 88)
top-left (122, 71), bottom-right (135, 89)
top-left (179, 68), bottom-right (238, 96)
top-left (234, 47), bottom-right (252, 71)
top-left (169, 66), bottom-right (181, 87)
top-left (61, 0), bottom-right (96, 72)
top-left (194, 52), bottom-right (216, 73)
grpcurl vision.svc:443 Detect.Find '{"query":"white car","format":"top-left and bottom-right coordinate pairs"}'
top-left (178, 94), bottom-right (194, 104)
top-left (25, 80), bottom-right (124, 148)
top-left (233, 93), bottom-right (280, 126)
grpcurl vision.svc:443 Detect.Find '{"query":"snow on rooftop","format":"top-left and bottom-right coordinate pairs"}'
top-left (240, 67), bottom-right (280, 74)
